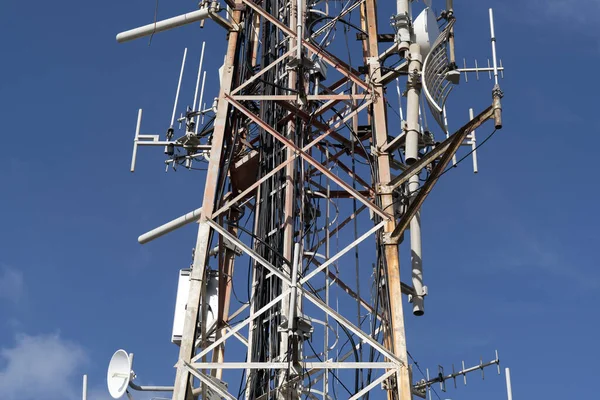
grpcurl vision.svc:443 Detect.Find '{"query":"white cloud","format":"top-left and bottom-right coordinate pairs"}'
top-left (0, 266), bottom-right (24, 304)
top-left (0, 333), bottom-right (88, 400)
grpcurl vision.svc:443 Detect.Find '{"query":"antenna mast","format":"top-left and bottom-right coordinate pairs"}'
top-left (110, 0), bottom-right (508, 399)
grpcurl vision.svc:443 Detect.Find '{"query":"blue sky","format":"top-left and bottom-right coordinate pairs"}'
top-left (1, 0), bottom-right (599, 399)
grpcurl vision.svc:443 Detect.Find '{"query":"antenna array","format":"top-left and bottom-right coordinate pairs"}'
top-left (106, 0), bottom-right (510, 399)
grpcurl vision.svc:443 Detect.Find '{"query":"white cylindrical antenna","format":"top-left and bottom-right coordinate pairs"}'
top-left (442, 106), bottom-right (456, 166)
top-left (192, 42), bottom-right (206, 114)
top-left (418, 105), bottom-right (424, 134)
top-left (296, 0), bottom-right (303, 61)
top-left (138, 207), bottom-right (203, 244)
top-left (116, 8), bottom-right (211, 43)
top-left (489, 8), bottom-right (500, 86)
top-left (426, 368), bottom-right (431, 400)
top-left (396, 78), bottom-right (404, 122)
top-left (171, 48), bottom-right (188, 129)
top-left (130, 109), bottom-right (143, 172)
top-left (420, 95), bottom-right (429, 132)
top-left (409, 173), bottom-right (424, 316)
top-left (82, 374), bottom-right (88, 400)
top-left (505, 368), bottom-right (513, 400)
top-left (287, 243), bottom-right (302, 331)
top-left (469, 108), bottom-right (478, 173)
top-left (196, 70), bottom-right (207, 134)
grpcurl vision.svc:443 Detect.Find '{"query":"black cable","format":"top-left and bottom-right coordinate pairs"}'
top-left (439, 128), bottom-right (498, 178)
top-left (407, 351), bottom-right (442, 400)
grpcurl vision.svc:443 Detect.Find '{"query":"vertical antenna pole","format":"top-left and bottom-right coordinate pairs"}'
top-left (287, 243), bottom-right (301, 331)
top-left (396, 78), bottom-right (404, 122)
top-left (409, 171), bottom-right (425, 315)
top-left (489, 9), bottom-right (499, 86)
top-left (171, 48), bottom-right (188, 128)
top-left (405, 43), bottom-right (422, 164)
top-left (193, 42), bottom-right (207, 114)
top-left (504, 368), bottom-right (512, 400)
top-left (469, 108), bottom-right (478, 173)
top-left (82, 374), bottom-right (87, 400)
top-left (196, 71), bottom-right (207, 134)
top-left (130, 109), bottom-right (143, 172)
top-left (443, 106), bottom-right (457, 166)
top-left (505, 368), bottom-right (513, 400)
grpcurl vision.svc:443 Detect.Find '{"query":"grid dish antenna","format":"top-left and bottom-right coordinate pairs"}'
top-left (107, 350), bottom-right (132, 399)
top-left (422, 18), bottom-right (456, 133)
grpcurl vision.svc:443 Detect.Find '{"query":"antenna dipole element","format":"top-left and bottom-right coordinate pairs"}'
top-left (130, 109), bottom-right (143, 172)
top-left (489, 9), bottom-right (499, 86)
top-left (171, 48), bottom-right (188, 129)
top-left (505, 368), bottom-right (513, 400)
top-left (82, 375), bottom-right (87, 400)
top-left (116, 8), bottom-right (211, 43)
top-left (192, 42), bottom-right (206, 115)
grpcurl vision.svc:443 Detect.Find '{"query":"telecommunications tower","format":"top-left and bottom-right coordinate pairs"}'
top-left (105, 0), bottom-right (508, 399)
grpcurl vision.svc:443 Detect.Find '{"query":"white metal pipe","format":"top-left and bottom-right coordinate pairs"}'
top-left (396, 78), bottom-right (404, 122)
top-left (443, 106), bottom-right (457, 166)
top-left (82, 375), bottom-right (87, 400)
top-left (505, 368), bottom-right (513, 400)
top-left (396, 0), bottom-right (411, 48)
top-left (296, 0), bottom-right (304, 61)
top-left (138, 207), bottom-right (202, 244)
top-left (287, 243), bottom-right (301, 331)
top-left (405, 43), bottom-right (422, 165)
top-left (489, 8), bottom-right (499, 86)
top-left (196, 70), bottom-right (207, 134)
top-left (192, 42), bottom-right (206, 116)
top-left (129, 382), bottom-right (174, 392)
top-left (171, 48), bottom-right (188, 128)
top-left (409, 174), bottom-right (424, 316)
top-left (116, 8), bottom-right (211, 43)
top-left (130, 109), bottom-right (143, 172)
top-left (469, 108), bottom-right (478, 173)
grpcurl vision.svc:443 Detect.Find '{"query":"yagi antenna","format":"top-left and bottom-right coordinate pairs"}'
top-left (413, 350), bottom-right (501, 396)
top-left (458, 8), bottom-right (505, 83)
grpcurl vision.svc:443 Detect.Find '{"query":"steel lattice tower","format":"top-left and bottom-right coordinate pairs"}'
top-left (110, 0), bottom-right (505, 399)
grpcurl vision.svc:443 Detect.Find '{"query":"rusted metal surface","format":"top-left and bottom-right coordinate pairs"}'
top-left (390, 105), bottom-right (495, 241)
top-left (171, 2), bottom-right (244, 398)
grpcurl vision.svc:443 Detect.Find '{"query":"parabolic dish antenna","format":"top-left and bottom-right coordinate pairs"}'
top-left (107, 349), bottom-right (132, 399)
top-left (413, 7), bottom-right (440, 59)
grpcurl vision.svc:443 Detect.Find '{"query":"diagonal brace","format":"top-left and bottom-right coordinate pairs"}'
top-left (390, 105), bottom-right (496, 241)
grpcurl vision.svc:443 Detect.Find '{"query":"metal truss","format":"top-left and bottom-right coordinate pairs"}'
top-left (161, 0), bottom-right (503, 399)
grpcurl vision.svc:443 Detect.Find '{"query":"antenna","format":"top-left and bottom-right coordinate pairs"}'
top-left (107, 350), bottom-right (132, 399)
top-left (469, 108), bottom-right (479, 173)
top-left (505, 368), bottom-right (513, 400)
top-left (113, 0), bottom-right (508, 399)
top-left (82, 374), bottom-right (88, 400)
top-left (489, 8), bottom-right (500, 86)
top-left (413, 351), bottom-right (501, 396)
top-left (457, 8), bottom-right (505, 84)
top-left (107, 349), bottom-right (176, 399)
top-left (196, 70), bottom-right (207, 135)
top-left (192, 42), bottom-right (206, 116)
top-left (170, 48), bottom-right (188, 132)
top-left (116, 5), bottom-right (216, 43)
